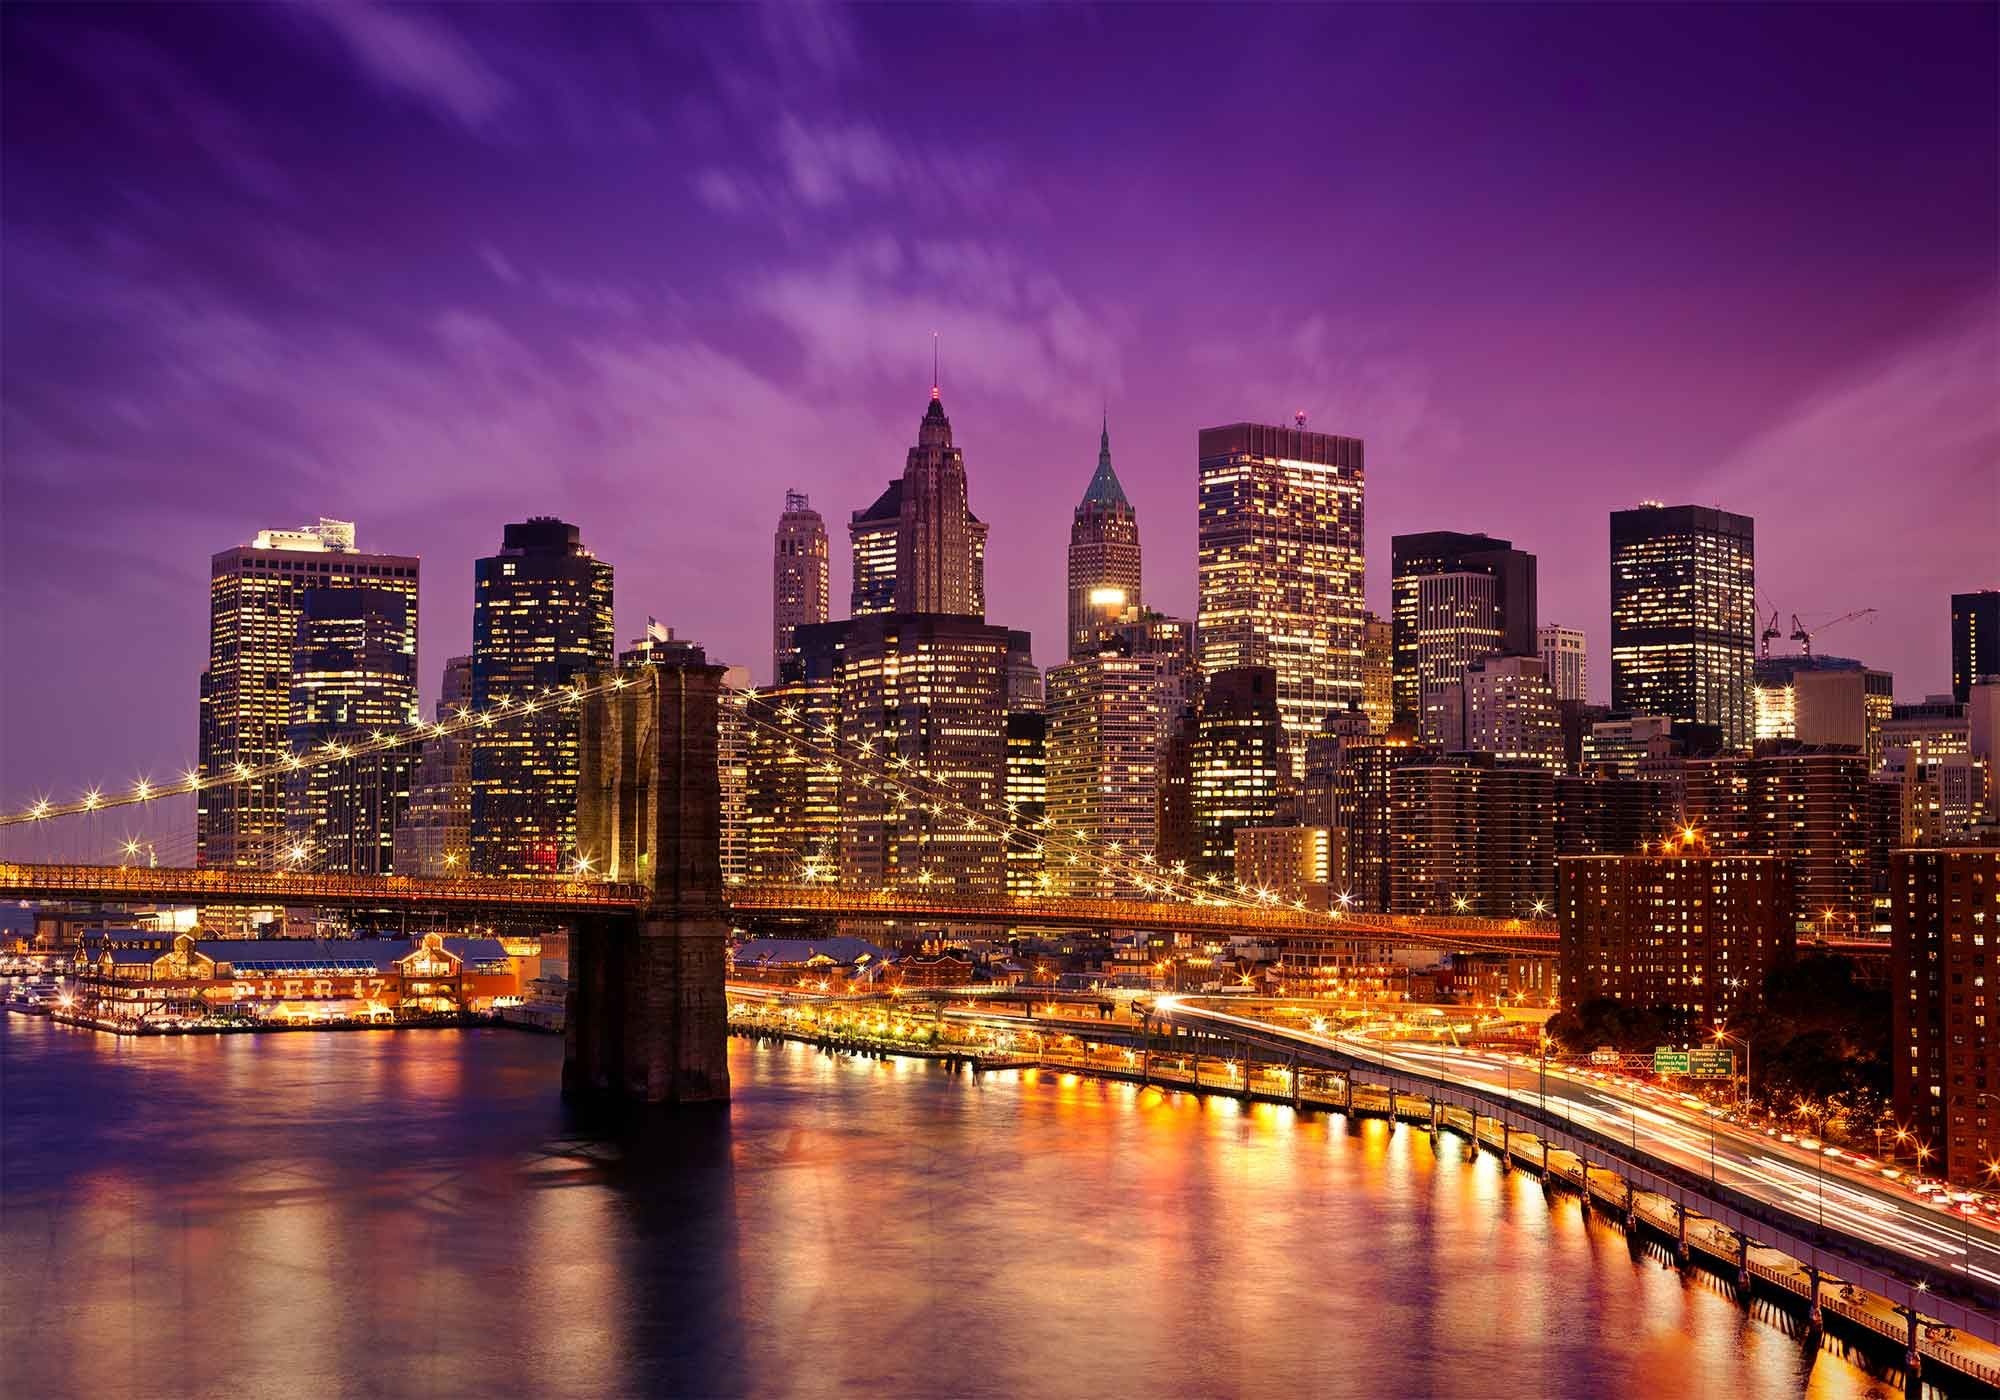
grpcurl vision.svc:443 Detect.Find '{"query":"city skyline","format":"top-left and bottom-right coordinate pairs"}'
top-left (3, 4), bottom-right (1994, 809)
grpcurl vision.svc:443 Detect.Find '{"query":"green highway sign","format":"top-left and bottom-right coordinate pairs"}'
top-left (1652, 1047), bottom-right (1690, 1075)
top-left (1688, 1048), bottom-right (1735, 1079)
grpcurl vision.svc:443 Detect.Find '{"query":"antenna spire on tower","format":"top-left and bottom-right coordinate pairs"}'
top-left (931, 332), bottom-right (940, 401)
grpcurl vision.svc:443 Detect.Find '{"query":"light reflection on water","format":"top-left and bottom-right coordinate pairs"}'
top-left (0, 1018), bottom-right (1934, 1398)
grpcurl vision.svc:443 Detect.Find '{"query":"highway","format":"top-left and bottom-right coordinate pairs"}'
top-left (1161, 997), bottom-right (2000, 1301)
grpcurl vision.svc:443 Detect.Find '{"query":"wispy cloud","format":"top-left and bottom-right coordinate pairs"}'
top-left (303, 2), bottom-right (511, 130)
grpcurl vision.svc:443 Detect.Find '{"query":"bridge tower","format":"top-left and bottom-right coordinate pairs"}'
top-left (566, 663), bottom-right (731, 1105)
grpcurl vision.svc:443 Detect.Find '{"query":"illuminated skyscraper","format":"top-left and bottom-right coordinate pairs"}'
top-left (284, 587), bottom-right (419, 874)
top-left (1390, 755), bottom-right (1555, 917)
top-left (394, 655), bottom-right (473, 878)
top-left (1188, 666), bottom-right (1286, 878)
top-left (1004, 711), bottom-right (1048, 897)
top-left (1067, 415), bottom-right (1141, 659)
top-left (469, 518), bottom-right (615, 876)
top-left (1610, 504), bottom-right (1756, 750)
top-left (1391, 532), bottom-right (1537, 728)
top-left (849, 387), bottom-right (988, 619)
top-left (1410, 571), bottom-right (1502, 746)
top-left (1462, 654), bottom-right (1563, 770)
top-left (1197, 421), bottom-right (1365, 778)
top-left (1537, 623), bottom-right (1588, 704)
top-left (198, 518), bottom-right (418, 868)
top-left (1952, 590), bottom-right (1999, 703)
top-left (1046, 643), bottom-right (1175, 894)
top-left (772, 490), bottom-right (829, 680)
top-left (1360, 612), bottom-right (1393, 735)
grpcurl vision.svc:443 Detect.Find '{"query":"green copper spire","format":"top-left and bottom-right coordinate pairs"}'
top-left (1079, 410), bottom-right (1130, 511)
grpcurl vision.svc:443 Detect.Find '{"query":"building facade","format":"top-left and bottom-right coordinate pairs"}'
top-left (1067, 416), bottom-right (1142, 660)
top-left (1391, 531), bottom-right (1537, 727)
top-left (1891, 844), bottom-right (2000, 1186)
top-left (469, 518), bottom-right (615, 876)
top-left (1045, 645), bottom-right (1175, 894)
top-left (1389, 756), bottom-right (1555, 917)
top-left (1462, 653), bottom-right (1564, 770)
top-left (1004, 711), bottom-right (1048, 897)
top-left (1538, 623), bottom-right (1588, 704)
top-left (1952, 590), bottom-right (1998, 704)
top-left (1188, 666), bottom-right (1286, 878)
top-left (1360, 612), bottom-right (1394, 735)
top-left (772, 490), bottom-right (830, 680)
top-left (284, 586), bottom-right (420, 874)
top-left (1410, 571), bottom-right (1502, 746)
top-left (198, 518), bottom-right (418, 868)
top-left (1196, 421), bottom-right (1365, 778)
top-left (1559, 846), bottom-right (1791, 1029)
top-left (1792, 664), bottom-right (1894, 770)
top-left (1610, 503), bottom-right (1756, 751)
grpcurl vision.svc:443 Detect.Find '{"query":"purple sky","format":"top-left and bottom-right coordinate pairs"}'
top-left (3, 2), bottom-right (1996, 830)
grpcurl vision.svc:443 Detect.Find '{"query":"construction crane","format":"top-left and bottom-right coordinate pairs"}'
top-left (1789, 607), bottom-right (1876, 658)
top-left (1756, 591), bottom-right (1785, 659)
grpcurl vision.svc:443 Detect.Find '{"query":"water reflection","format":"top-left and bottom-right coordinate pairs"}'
top-left (0, 1019), bottom-right (1945, 1398)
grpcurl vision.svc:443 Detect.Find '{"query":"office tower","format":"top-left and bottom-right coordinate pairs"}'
top-left (198, 518), bottom-right (418, 868)
top-left (284, 587), bottom-right (419, 874)
top-left (1582, 715), bottom-right (1683, 780)
top-left (1391, 532), bottom-right (1538, 727)
top-left (1005, 631), bottom-right (1042, 712)
top-left (741, 668), bottom-right (841, 883)
top-left (1361, 612), bottom-right (1393, 734)
top-left (1389, 755), bottom-right (1555, 916)
top-left (1683, 742), bottom-right (1895, 936)
top-left (1952, 590), bottom-right (1999, 703)
top-left (849, 386), bottom-right (988, 619)
top-left (1752, 654), bottom-right (1863, 744)
top-left (1538, 624), bottom-right (1587, 704)
top-left (1046, 644), bottom-right (1175, 895)
top-left (772, 490), bottom-right (829, 679)
top-left (1068, 415), bottom-right (1142, 659)
top-left (1409, 572), bottom-right (1501, 745)
top-left (1560, 842), bottom-right (1791, 1029)
top-left (1197, 421), bottom-right (1365, 778)
top-left (1188, 667), bottom-right (1286, 878)
top-left (717, 664), bottom-right (752, 887)
top-left (394, 655), bottom-right (473, 878)
top-left (1792, 665), bottom-right (1893, 769)
top-left (1462, 654), bottom-right (1563, 770)
top-left (469, 518), bottom-right (615, 876)
top-left (1610, 504), bottom-right (1756, 750)
top-left (1881, 695), bottom-right (1972, 767)
top-left (1004, 712), bottom-right (1048, 896)
top-left (1893, 843), bottom-right (2000, 1186)
top-left (822, 613), bottom-right (1013, 893)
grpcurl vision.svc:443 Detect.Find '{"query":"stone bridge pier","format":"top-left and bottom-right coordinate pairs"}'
top-left (565, 663), bottom-right (731, 1105)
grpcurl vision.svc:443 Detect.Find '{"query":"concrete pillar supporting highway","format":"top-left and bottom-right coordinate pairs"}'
top-left (1288, 1053), bottom-right (1300, 1110)
top-left (1387, 1086), bottom-right (1398, 1125)
top-left (1140, 1017), bottom-right (1151, 1087)
top-left (1805, 1265), bottom-right (1822, 1332)
top-left (1736, 1232), bottom-right (1750, 1289)
top-left (1428, 1096), bottom-right (1438, 1136)
top-left (1341, 1073), bottom-right (1351, 1113)
top-left (1622, 1181), bottom-right (1636, 1233)
top-left (1899, 1306), bottom-right (1921, 1376)
top-left (1673, 1202), bottom-right (1689, 1264)
top-left (1500, 1118), bottom-right (1511, 1169)
top-left (1239, 1042), bottom-right (1251, 1102)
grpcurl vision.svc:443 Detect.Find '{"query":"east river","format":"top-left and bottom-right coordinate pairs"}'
top-left (0, 1016), bottom-right (1952, 1398)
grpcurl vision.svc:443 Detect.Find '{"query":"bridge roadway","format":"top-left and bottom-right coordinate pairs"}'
top-left (0, 865), bottom-right (1554, 952)
top-left (1154, 996), bottom-right (2000, 1343)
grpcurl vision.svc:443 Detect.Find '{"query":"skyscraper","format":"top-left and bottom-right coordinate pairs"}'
top-left (1461, 653), bottom-right (1563, 770)
top-left (284, 586), bottom-right (419, 874)
top-left (1046, 643), bottom-right (1175, 894)
top-left (1003, 711), bottom-right (1048, 897)
top-left (1410, 571), bottom-right (1502, 746)
top-left (394, 655), bottom-right (473, 878)
top-left (1952, 590), bottom-right (1999, 703)
top-left (1538, 623), bottom-right (1588, 704)
top-left (198, 518), bottom-right (418, 868)
top-left (1067, 415), bottom-right (1141, 659)
top-left (772, 490), bottom-right (829, 680)
top-left (1197, 421), bottom-right (1365, 778)
top-left (1610, 504), bottom-right (1756, 750)
top-left (469, 518), bottom-right (615, 876)
top-left (1360, 612), bottom-right (1393, 735)
top-left (1188, 666), bottom-right (1286, 878)
top-left (849, 386), bottom-right (988, 620)
top-left (1893, 844), bottom-right (2000, 1186)
top-left (1390, 532), bottom-right (1537, 728)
